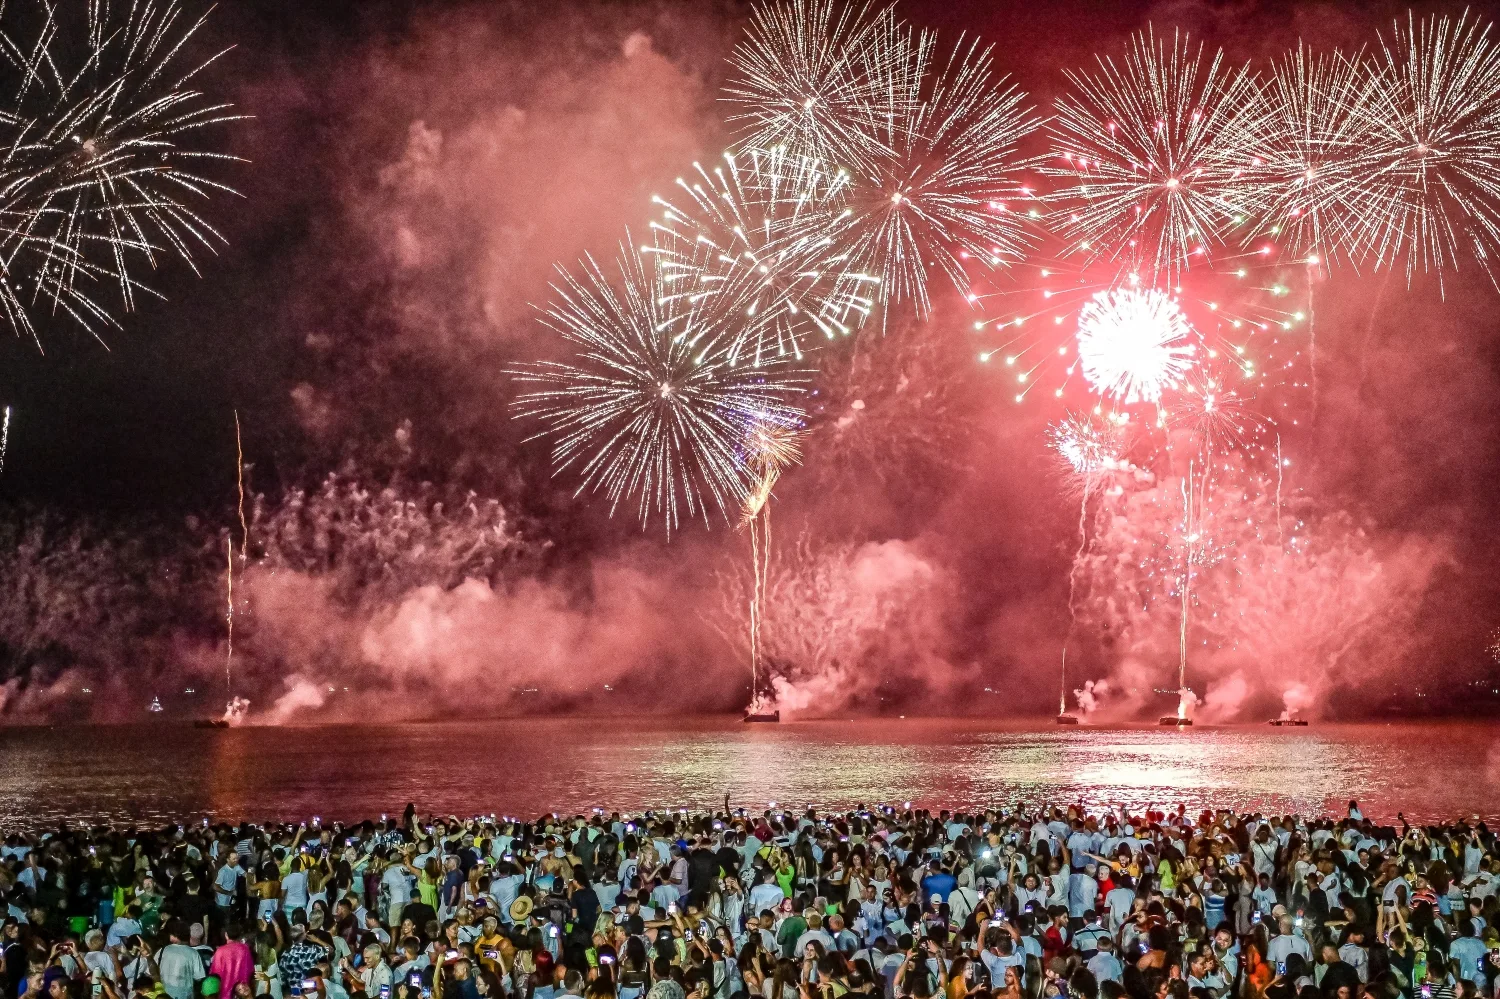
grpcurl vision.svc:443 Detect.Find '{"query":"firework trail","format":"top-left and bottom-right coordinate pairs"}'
top-left (0, 406), bottom-right (9, 475)
top-left (0, 0), bottom-right (244, 345)
top-left (724, 0), bottom-right (903, 173)
top-left (1075, 287), bottom-right (1197, 405)
top-left (1049, 411), bottom-right (1123, 714)
top-left (647, 147), bottom-right (856, 363)
top-left (1043, 27), bottom-right (1271, 282)
top-left (224, 408), bottom-right (246, 698)
top-left (513, 236), bottom-right (809, 535)
top-left (738, 420), bottom-right (803, 707)
top-left (1347, 10), bottom-right (1500, 285)
top-left (832, 26), bottom-right (1038, 319)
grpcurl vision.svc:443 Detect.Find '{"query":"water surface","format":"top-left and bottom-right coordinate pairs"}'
top-left (0, 717), bottom-right (1494, 828)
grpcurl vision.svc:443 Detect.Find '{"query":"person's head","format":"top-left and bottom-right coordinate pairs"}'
top-left (43, 969), bottom-right (68, 999)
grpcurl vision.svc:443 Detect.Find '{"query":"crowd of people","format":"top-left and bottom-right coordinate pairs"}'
top-left (0, 800), bottom-right (1496, 999)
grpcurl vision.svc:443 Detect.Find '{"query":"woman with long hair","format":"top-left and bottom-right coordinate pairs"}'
top-left (618, 937), bottom-right (651, 999)
top-left (767, 958), bottom-right (800, 999)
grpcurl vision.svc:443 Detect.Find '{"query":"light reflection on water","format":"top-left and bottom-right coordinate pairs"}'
top-left (0, 717), bottom-right (1493, 828)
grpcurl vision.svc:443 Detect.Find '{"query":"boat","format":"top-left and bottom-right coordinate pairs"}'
top-left (1056, 714), bottom-right (1079, 725)
top-left (192, 719), bottom-right (230, 729)
top-left (1158, 715), bottom-right (1193, 727)
top-left (148, 696), bottom-right (163, 713)
top-left (744, 710), bottom-right (780, 723)
top-left (1268, 718), bottom-right (1308, 727)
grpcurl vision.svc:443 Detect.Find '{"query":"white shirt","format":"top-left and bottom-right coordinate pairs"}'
top-left (749, 882), bottom-right (786, 915)
top-left (381, 865), bottom-right (411, 908)
top-left (156, 943), bottom-right (205, 999)
top-left (1267, 933), bottom-right (1311, 966)
top-left (108, 917), bottom-right (144, 948)
top-left (282, 870), bottom-right (310, 911)
top-left (1104, 887), bottom-right (1135, 930)
top-left (1087, 953), bottom-right (1122, 984)
top-left (1338, 943), bottom-right (1369, 983)
top-left (84, 950), bottom-right (119, 985)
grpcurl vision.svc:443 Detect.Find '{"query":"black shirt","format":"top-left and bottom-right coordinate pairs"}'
top-left (688, 849), bottom-right (719, 894)
top-left (1318, 961), bottom-right (1360, 998)
top-left (401, 899), bottom-right (437, 933)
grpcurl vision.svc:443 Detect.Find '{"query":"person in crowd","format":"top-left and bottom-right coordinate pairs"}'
top-left (0, 804), bottom-right (1497, 999)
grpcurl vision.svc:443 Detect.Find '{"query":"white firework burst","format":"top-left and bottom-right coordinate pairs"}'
top-left (645, 146), bottom-right (859, 364)
top-left (513, 236), bottom-right (809, 535)
top-left (1346, 9), bottom-right (1500, 283)
top-left (1043, 26), bottom-right (1270, 281)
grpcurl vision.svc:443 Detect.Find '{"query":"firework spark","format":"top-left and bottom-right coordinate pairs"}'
top-left (0, 0), bottom-right (244, 345)
top-left (1075, 287), bottom-right (1196, 405)
top-left (1348, 10), bottom-right (1500, 283)
top-left (513, 237), bottom-right (808, 535)
top-left (723, 0), bottom-right (902, 172)
top-left (834, 27), bottom-right (1037, 318)
top-left (647, 147), bottom-right (856, 363)
top-left (1044, 27), bottom-right (1270, 281)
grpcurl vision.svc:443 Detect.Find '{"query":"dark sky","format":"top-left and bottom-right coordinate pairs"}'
top-left (2, 0), bottom-right (1499, 719)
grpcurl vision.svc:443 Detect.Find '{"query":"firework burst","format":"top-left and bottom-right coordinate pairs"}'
top-left (1043, 27), bottom-right (1270, 281)
top-left (0, 0), bottom-right (244, 345)
top-left (1167, 368), bottom-right (1267, 457)
top-left (646, 147), bottom-right (857, 364)
top-left (513, 237), bottom-right (808, 535)
top-left (1048, 410), bottom-right (1123, 480)
top-left (723, 0), bottom-right (903, 173)
top-left (1075, 287), bottom-right (1197, 405)
top-left (1250, 45), bottom-right (1368, 265)
top-left (834, 26), bottom-right (1037, 319)
top-left (1348, 10), bottom-right (1500, 283)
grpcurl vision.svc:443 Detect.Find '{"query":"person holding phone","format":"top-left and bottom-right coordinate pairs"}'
top-left (1262, 953), bottom-right (1310, 999)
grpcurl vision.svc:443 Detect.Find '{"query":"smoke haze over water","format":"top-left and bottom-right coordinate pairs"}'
top-left (0, 0), bottom-right (1496, 722)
